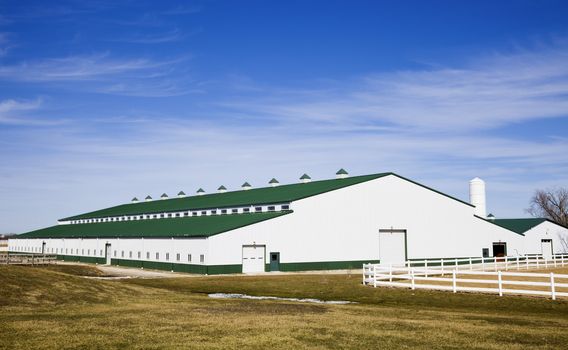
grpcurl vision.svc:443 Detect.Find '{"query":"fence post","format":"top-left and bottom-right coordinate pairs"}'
top-left (469, 257), bottom-right (472, 270)
top-left (482, 257), bottom-right (485, 271)
top-left (373, 265), bottom-right (377, 288)
top-left (441, 259), bottom-right (444, 276)
top-left (526, 256), bottom-right (529, 270)
top-left (550, 273), bottom-right (556, 301)
top-left (362, 264), bottom-right (366, 285)
top-left (452, 270), bottom-right (457, 293)
top-left (454, 258), bottom-right (458, 270)
top-left (411, 269), bottom-right (415, 290)
top-left (425, 260), bottom-right (428, 278)
top-left (389, 263), bottom-right (393, 282)
top-left (498, 271), bottom-right (503, 296)
top-left (516, 256), bottom-right (519, 270)
top-left (494, 257), bottom-right (497, 271)
top-left (554, 256), bottom-right (557, 268)
top-left (545, 256), bottom-right (548, 269)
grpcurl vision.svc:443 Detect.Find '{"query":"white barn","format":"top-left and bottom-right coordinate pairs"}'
top-left (8, 170), bottom-right (563, 274)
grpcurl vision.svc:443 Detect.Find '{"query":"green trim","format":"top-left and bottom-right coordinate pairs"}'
top-left (56, 255), bottom-right (105, 264)
top-left (408, 256), bottom-right (482, 267)
top-left (391, 174), bottom-right (474, 207)
top-left (276, 259), bottom-right (380, 272)
top-left (475, 215), bottom-right (526, 236)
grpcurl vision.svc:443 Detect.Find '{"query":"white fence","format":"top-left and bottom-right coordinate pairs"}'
top-left (363, 254), bottom-right (568, 300)
top-left (0, 253), bottom-right (57, 265)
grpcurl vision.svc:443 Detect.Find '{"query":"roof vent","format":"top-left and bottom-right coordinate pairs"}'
top-left (160, 193), bottom-right (169, 200)
top-left (145, 195), bottom-right (152, 202)
top-left (196, 188), bottom-right (205, 196)
top-left (269, 178), bottom-right (280, 187)
top-left (300, 174), bottom-right (312, 183)
top-left (218, 185), bottom-right (227, 193)
top-left (131, 197), bottom-right (139, 203)
top-left (242, 182), bottom-right (252, 190)
top-left (487, 213), bottom-right (495, 221)
top-left (336, 168), bottom-right (349, 179)
top-left (178, 191), bottom-right (186, 198)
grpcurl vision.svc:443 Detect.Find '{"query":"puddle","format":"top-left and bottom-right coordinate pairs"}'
top-left (208, 293), bottom-right (354, 304)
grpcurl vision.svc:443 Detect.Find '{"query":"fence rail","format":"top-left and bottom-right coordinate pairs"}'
top-left (0, 253), bottom-right (57, 265)
top-left (363, 254), bottom-right (568, 300)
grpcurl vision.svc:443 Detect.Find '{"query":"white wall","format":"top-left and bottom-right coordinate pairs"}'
top-left (7, 237), bottom-right (209, 265)
top-left (521, 221), bottom-right (568, 255)
top-left (207, 175), bottom-right (525, 266)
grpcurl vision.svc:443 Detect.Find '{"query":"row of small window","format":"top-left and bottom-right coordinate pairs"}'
top-left (113, 250), bottom-right (204, 263)
top-left (69, 204), bottom-right (291, 224)
top-left (10, 246), bottom-right (205, 263)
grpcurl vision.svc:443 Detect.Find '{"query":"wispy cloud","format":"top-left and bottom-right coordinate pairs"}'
top-left (0, 98), bottom-right (54, 125)
top-left (109, 28), bottom-right (186, 44)
top-left (0, 53), bottom-right (194, 96)
top-left (220, 45), bottom-right (568, 132)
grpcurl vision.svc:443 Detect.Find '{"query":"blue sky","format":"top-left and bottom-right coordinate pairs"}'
top-left (1, 0), bottom-right (568, 233)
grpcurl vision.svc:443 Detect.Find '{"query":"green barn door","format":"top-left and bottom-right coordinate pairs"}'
top-left (270, 252), bottom-right (280, 271)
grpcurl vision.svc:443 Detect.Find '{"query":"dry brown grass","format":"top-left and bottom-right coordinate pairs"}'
top-left (1, 265), bottom-right (568, 349)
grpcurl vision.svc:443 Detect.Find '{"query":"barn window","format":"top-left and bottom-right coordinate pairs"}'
top-left (221, 209), bottom-right (227, 215)
top-left (188, 254), bottom-right (192, 262)
top-left (200, 254), bottom-right (205, 263)
top-left (153, 215), bottom-right (157, 219)
top-left (129, 251), bottom-right (132, 258)
top-left (166, 253), bottom-right (170, 261)
top-left (160, 214), bottom-right (165, 218)
top-left (267, 206), bottom-right (275, 212)
top-left (87, 249), bottom-right (90, 255)
top-left (184, 212), bottom-right (189, 217)
top-left (201, 211), bottom-right (207, 215)
top-left (232, 208), bottom-right (238, 214)
top-left (211, 210), bottom-right (217, 215)
top-left (100, 249), bottom-right (103, 256)
top-left (139, 215), bottom-right (143, 219)
top-left (281, 205), bottom-right (290, 210)
top-left (65, 248), bottom-right (68, 254)
top-left (255, 207), bottom-right (262, 212)
top-left (121, 251), bottom-right (124, 258)
top-left (176, 253), bottom-right (180, 261)
top-left (175, 213), bottom-right (180, 217)
top-left (243, 208), bottom-right (250, 213)
top-left (137, 251), bottom-right (141, 259)
top-left (156, 252), bottom-right (159, 260)
top-left (146, 252), bottom-right (150, 259)
top-left (82, 249), bottom-right (84, 255)
top-left (114, 250), bottom-right (117, 257)
top-left (167, 213), bottom-right (172, 218)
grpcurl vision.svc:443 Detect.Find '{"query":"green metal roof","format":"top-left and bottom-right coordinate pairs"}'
top-left (17, 212), bottom-right (291, 239)
top-left (61, 173), bottom-right (391, 221)
top-left (492, 218), bottom-right (548, 234)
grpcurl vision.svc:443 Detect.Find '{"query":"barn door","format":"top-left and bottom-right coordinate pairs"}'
top-left (541, 239), bottom-right (553, 259)
top-left (379, 229), bottom-right (407, 265)
top-left (242, 245), bottom-right (266, 273)
top-left (105, 243), bottom-right (112, 265)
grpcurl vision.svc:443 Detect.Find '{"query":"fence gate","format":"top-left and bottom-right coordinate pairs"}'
top-left (379, 229), bottom-right (407, 265)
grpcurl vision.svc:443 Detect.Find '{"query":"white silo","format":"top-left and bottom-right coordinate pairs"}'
top-left (469, 177), bottom-right (486, 218)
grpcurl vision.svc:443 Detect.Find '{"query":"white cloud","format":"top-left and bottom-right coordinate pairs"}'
top-left (0, 53), bottom-right (194, 96)
top-left (0, 98), bottom-right (48, 125)
top-left (220, 45), bottom-right (568, 132)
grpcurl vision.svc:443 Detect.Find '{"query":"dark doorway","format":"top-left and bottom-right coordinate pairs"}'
top-left (41, 242), bottom-right (46, 254)
top-left (492, 242), bottom-right (507, 257)
top-left (270, 252), bottom-right (280, 271)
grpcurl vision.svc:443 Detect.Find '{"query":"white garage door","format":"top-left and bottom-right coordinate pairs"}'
top-left (541, 239), bottom-right (553, 259)
top-left (242, 245), bottom-right (266, 273)
top-left (379, 230), bottom-right (407, 265)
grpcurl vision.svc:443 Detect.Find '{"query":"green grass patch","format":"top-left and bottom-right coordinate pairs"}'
top-left (1, 265), bottom-right (568, 349)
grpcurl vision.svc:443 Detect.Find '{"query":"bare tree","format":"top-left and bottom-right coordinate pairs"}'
top-left (527, 187), bottom-right (568, 252)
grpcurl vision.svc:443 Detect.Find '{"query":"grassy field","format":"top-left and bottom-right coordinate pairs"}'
top-left (1, 265), bottom-right (568, 349)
